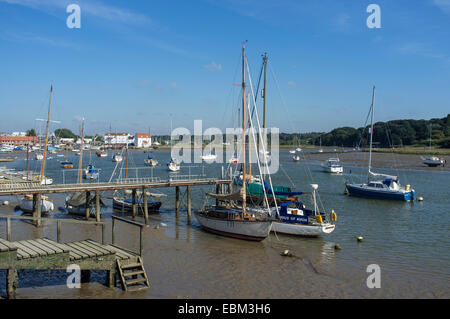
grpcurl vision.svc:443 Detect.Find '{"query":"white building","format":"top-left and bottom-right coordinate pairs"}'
top-left (11, 132), bottom-right (27, 137)
top-left (135, 133), bottom-right (152, 148)
top-left (104, 133), bottom-right (133, 146)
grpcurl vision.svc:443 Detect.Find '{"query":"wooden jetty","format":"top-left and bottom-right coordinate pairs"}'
top-left (0, 176), bottom-right (232, 223)
top-left (0, 215), bottom-right (149, 299)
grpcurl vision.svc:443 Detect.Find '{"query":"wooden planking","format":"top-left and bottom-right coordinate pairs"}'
top-left (103, 244), bottom-right (134, 260)
top-left (25, 240), bottom-right (56, 255)
top-left (69, 241), bottom-right (103, 257)
top-left (0, 241), bottom-right (10, 252)
top-left (79, 240), bottom-right (112, 256)
top-left (65, 243), bottom-right (92, 259)
top-left (0, 239), bottom-right (17, 251)
top-left (12, 242), bottom-right (36, 258)
top-left (41, 238), bottom-right (70, 253)
top-left (18, 241), bottom-right (48, 257)
top-left (34, 239), bottom-right (64, 254)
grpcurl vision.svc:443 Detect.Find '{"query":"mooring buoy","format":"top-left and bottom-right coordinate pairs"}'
top-left (357, 236), bottom-right (364, 242)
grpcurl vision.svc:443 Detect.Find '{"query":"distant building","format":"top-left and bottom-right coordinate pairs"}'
top-left (0, 136), bottom-right (38, 145)
top-left (135, 133), bottom-right (152, 148)
top-left (59, 138), bottom-right (76, 145)
top-left (11, 132), bottom-right (27, 137)
top-left (104, 133), bottom-right (133, 147)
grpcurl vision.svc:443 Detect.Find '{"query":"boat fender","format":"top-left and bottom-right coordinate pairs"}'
top-left (334, 244), bottom-right (341, 250)
top-left (344, 188), bottom-right (348, 195)
top-left (406, 184), bottom-right (410, 191)
top-left (357, 236), bottom-right (364, 242)
top-left (330, 210), bottom-right (337, 222)
top-left (315, 215), bottom-right (323, 224)
top-left (417, 197), bottom-right (424, 202)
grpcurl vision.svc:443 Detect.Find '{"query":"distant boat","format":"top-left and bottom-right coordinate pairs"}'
top-left (232, 171), bottom-right (261, 186)
top-left (293, 155), bottom-right (300, 162)
top-left (296, 148), bottom-right (302, 152)
top-left (83, 163), bottom-right (100, 180)
top-left (321, 158), bottom-right (343, 174)
top-left (96, 150), bottom-right (107, 157)
top-left (421, 123), bottom-right (446, 167)
top-left (167, 158), bottom-right (180, 172)
top-left (35, 153), bottom-right (44, 160)
top-left (201, 153), bottom-right (217, 162)
top-left (112, 153), bottom-right (123, 162)
top-left (345, 86), bottom-right (415, 201)
top-left (144, 154), bottom-right (158, 167)
top-left (228, 156), bottom-right (238, 164)
top-left (60, 161), bottom-right (74, 169)
top-left (289, 150), bottom-right (296, 154)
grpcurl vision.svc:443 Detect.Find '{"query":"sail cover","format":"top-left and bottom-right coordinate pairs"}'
top-left (369, 170), bottom-right (398, 181)
top-left (66, 192), bottom-right (106, 207)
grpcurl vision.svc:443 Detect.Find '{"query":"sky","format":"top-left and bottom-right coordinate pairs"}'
top-left (0, 0), bottom-right (449, 136)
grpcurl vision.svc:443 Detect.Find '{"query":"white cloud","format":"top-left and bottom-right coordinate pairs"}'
top-left (204, 61), bottom-right (222, 72)
top-left (433, 0), bottom-right (450, 15)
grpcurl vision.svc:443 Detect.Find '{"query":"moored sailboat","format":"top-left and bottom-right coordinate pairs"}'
top-left (345, 86), bottom-right (415, 201)
top-left (194, 42), bottom-right (272, 241)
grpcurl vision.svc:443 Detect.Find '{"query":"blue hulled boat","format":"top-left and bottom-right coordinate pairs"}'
top-left (345, 86), bottom-right (415, 201)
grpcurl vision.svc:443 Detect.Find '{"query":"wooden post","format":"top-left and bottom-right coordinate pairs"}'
top-left (112, 217), bottom-right (116, 245)
top-left (143, 187), bottom-right (149, 224)
top-left (6, 268), bottom-right (18, 299)
top-left (175, 186), bottom-right (180, 216)
top-left (132, 189), bottom-right (137, 219)
top-left (85, 191), bottom-right (90, 220)
top-left (81, 270), bottom-right (91, 283)
top-left (187, 185), bottom-right (191, 222)
top-left (106, 267), bottom-right (116, 288)
top-left (36, 193), bottom-right (42, 227)
top-left (6, 217), bottom-right (11, 241)
top-left (216, 184), bottom-right (220, 206)
top-left (139, 227), bottom-right (143, 257)
top-left (57, 221), bottom-right (61, 243)
top-left (101, 223), bottom-right (106, 245)
top-left (95, 191), bottom-right (100, 222)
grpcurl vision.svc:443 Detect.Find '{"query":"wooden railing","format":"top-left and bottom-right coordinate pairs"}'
top-left (111, 215), bottom-right (148, 257)
top-left (0, 215), bottom-right (106, 244)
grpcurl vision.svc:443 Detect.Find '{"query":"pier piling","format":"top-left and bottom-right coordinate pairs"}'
top-left (95, 191), bottom-right (100, 222)
top-left (143, 187), bottom-right (149, 224)
top-left (187, 185), bottom-right (191, 222)
top-left (85, 191), bottom-right (91, 220)
top-left (35, 193), bottom-right (42, 227)
top-left (175, 186), bottom-right (180, 217)
top-left (132, 189), bottom-right (137, 219)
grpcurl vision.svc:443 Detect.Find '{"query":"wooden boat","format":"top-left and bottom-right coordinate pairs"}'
top-left (65, 192), bottom-right (105, 217)
top-left (144, 154), bottom-right (158, 166)
top-left (194, 42), bottom-right (272, 241)
top-left (20, 194), bottom-right (54, 214)
top-left (60, 161), bottom-right (74, 169)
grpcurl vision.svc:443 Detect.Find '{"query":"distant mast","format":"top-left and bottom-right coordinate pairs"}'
top-left (242, 41), bottom-right (247, 215)
top-left (78, 118), bottom-right (85, 184)
top-left (40, 85), bottom-right (53, 183)
top-left (368, 85), bottom-right (376, 181)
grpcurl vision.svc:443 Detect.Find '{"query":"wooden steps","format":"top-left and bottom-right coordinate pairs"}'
top-left (117, 256), bottom-right (149, 292)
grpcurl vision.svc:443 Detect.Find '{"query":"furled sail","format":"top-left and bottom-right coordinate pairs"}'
top-left (369, 170), bottom-right (398, 181)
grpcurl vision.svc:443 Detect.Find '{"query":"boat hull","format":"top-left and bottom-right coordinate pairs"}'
top-left (272, 221), bottom-right (335, 237)
top-left (20, 198), bottom-right (54, 214)
top-left (322, 166), bottom-right (343, 174)
top-left (345, 183), bottom-right (415, 201)
top-left (194, 211), bottom-right (271, 241)
top-left (112, 197), bottom-right (162, 213)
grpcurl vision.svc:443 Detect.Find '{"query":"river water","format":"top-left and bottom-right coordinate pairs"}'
top-left (0, 149), bottom-right (449, 298)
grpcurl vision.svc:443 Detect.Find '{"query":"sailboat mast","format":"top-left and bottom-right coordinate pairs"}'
top-left (263, 53), bottom-right (267, 131)
top-left (368, 85), bottom-right (376, 176)
top-left (78, 118), bottom-right (85, 184)
top-left (40, 85), bottom-right (52, 182)
top-left (242, 41), bottom-right (247, 214)
top-left (429, 123), bottom-right (432, 152)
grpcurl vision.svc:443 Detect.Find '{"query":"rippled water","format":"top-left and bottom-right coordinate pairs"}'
top-left (0, 149), bottom-right (449, 298)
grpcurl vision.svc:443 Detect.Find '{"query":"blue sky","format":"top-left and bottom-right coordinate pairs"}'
top-left (0, 0), bottom-right (449, 136)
